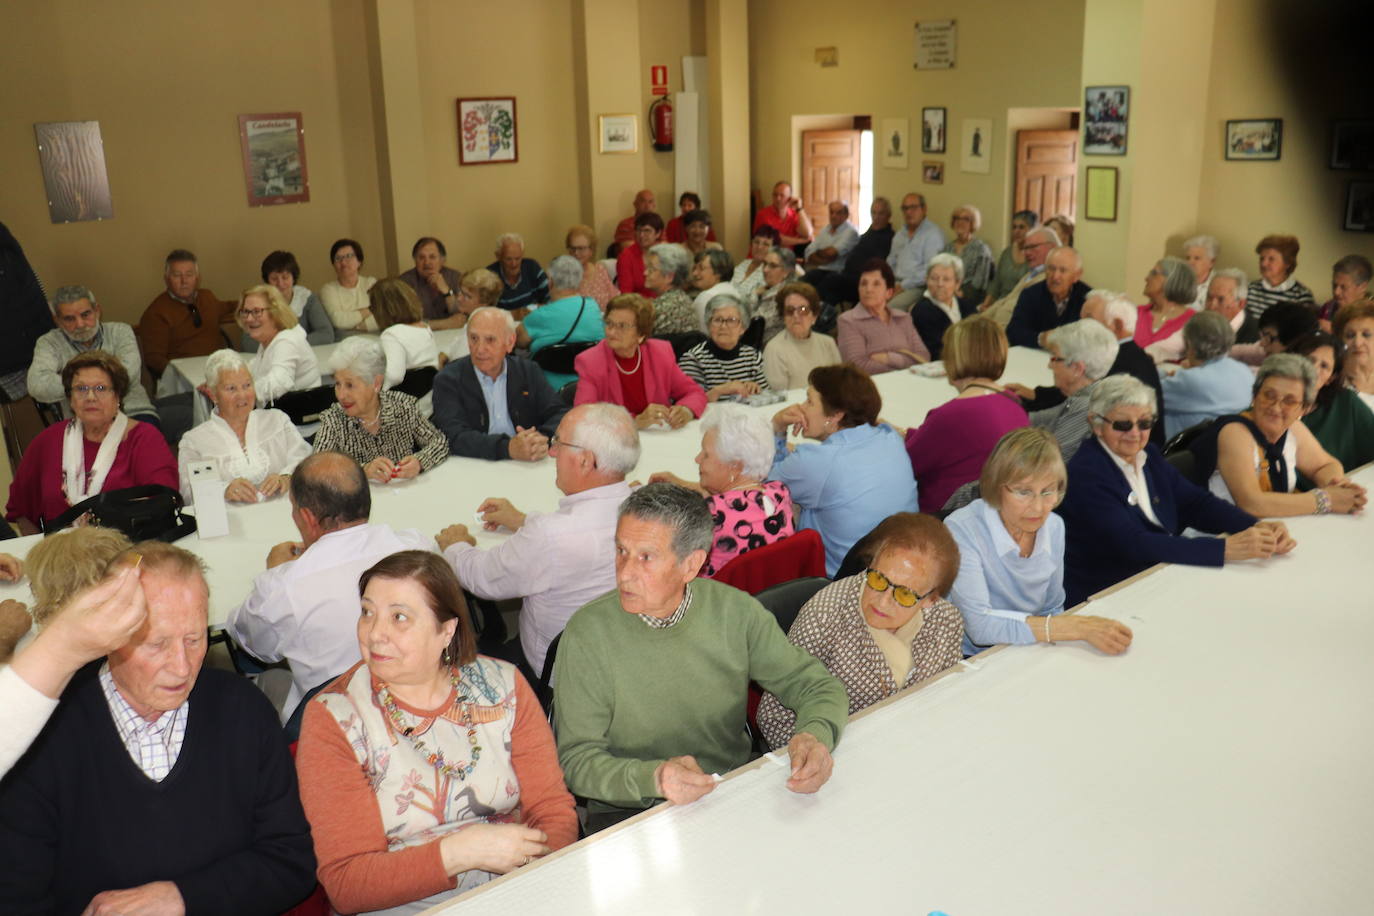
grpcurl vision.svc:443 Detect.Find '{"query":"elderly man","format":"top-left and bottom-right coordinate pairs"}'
top-left (398, 236), bottom-right (465, 328)
top-left (801, 200), bottom-right (860, 286)
top-left (554, 482), bottom-right (848, 833)
top-left (754, 181), bottom-right (815, 248)
top-left (1182, 234), bottom-right (1219, 309)
top-left (227, 451), bottom-right (435, 721)
top-left (1028, 319), bottom-right (1120, 460)
top-left (29, 285), bottom-right (158, 424)
top-left (1006, 246), bottom-right (1091, 349)
top-left (887, 193), bottom-right (946, 311)
top-left (1205, 268), bottom-right (1260, 344)
top-left (613, 188), bottom-right (657, 254)
top-left (616, 212), bottom-right (665, 296)
top-left (437, 403), bottom-right (637, 681)
top-left (432, 306), bottom-right (566, 460)
top-left (517, 255), bottom-right (605, 390)
top-left (1320, 254), bottom-right (1371, 329)
top-left (982, 226), bottom-right (1060, 328)
top-left (486, 233), bottom-right (549, 314)
top-left (814, 196), bottom-right (897, 308)
top-left (0, 542), bottom-right (316, 915)
top-left (139, 249), bottom-right (237, 383)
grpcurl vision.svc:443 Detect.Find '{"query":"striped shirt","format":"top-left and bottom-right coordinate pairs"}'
top-left (311, 389), bottom-right (450, 471)
top-left (1029, 380), bottom-right (1099, 462)
top-left (678, 342), bottom-right (768, 392)
top-left (1245, 277), bottom-right (1315, 321)
top-left (99, 663), bottom-right (189, 781)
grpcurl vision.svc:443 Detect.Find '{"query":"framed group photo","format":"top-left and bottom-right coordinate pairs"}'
top-left (1346, 181), bottom-right (1374, 232)
top-left (1084, 85), bottom-right (1129, 155)
top-left (1225, 118), bottom-right (1282, 161)
top-left (1331, 120), bottom-right (1374, 170)
top-left (922, 160), bottom-right (944, 184)
top-left (921, 107), bottom-right (946, 154)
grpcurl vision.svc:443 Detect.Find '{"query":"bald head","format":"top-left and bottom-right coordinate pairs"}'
top-left (291, 451), bottom-right (370, 537)
top-left (633, 189), bottom-right (656, 215)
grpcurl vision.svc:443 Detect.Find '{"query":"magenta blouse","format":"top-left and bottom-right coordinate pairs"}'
top-left (905, 391), bottom-right (1029, 513)
top-left (1133, 304), bottom-right (1193, 350)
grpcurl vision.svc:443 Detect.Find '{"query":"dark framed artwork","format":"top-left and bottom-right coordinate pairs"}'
top-left (1084, 85), bottom-right (1128, 155)
top-left (921, 107), bottom-right (947, 154)
top-left (1225, 119), bottom-right (1282, 161)
top-left (1346, 181), bottom-right (1374, 232)
top-left (457, 97), bottom-right (518, 165)
top-left (237, 113), bottom-right (310, 207)
top-left (1331, 120), bottom-right (1374, 170)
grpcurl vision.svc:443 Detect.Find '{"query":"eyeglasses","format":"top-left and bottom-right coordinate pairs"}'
top-left (71, 384), bottom-right (112, 399)
top-left (604, 319), bottom-right (637, 333)
top-left (864, 567), bottom-right (932, 608)
top-left (1048, 356), bottom-right (1066, 364)
top-left (1003, 484), bottom-right (1061, 503)
top-left (1101, 417), bottom-right (1155, 432)
top-left (1256, 389), bottom-right (1304, 411)
top-left (709, 315), bottom-right (741, 326)
top-left (784, 305), bottom-right (813, 316)
top-left (763, 261), bottom-right (785, 270)
top-left (567, 244), bottom-right (592, 253)
top-left (900, 203), bottom-right (924, 211)
top-left (549, 435), bottom-right (588, 453)
top-left (333, 252), bottom-right (358, 262)
top-left (238, 307), bottom-right (268, 319)
top-left (1022, 240), bottom-right (1049, 250)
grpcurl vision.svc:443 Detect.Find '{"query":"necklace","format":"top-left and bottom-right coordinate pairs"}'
top-left (377, 666), bottom-right (482, 781)
top-left (615, 349), bottom-right (643, 375)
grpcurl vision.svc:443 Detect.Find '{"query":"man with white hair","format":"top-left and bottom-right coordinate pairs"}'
top-left (436, 403), bottom-right (638, 681)
top-left (801, 200), bottom-right (860, 284)
top-left (1006, 246), bottom-right (1091, 348)
top-left (431, 306), bottom-right (566, 460)
top-left (1182, 234), bottom-right (1219, 310)
top-left (1205, 268), bottom-right (1260, 344)
top-left (487, 233), bottom-right (549, 314)
top-left (1029, 319), bottom-right (1120, 460)
top-left (982, 226), bottom-right (1060, 328)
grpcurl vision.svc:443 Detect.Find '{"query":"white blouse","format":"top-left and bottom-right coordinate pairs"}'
top-left (249, 325), bottom-right (322, 404)
top-left (177, 408), bottom-right (312, 502)
top-left (380, 323), bottom-right (439, 388)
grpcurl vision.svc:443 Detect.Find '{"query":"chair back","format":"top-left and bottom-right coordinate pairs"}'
top-left (656, 331), bottom-right (707, 359)
top-left (740, 315), bottom-right (765, 350)
top-left (533, 341), bottom-right (596, 377)
top-left (536, 631), bottom-right (563, 715)
top-left (753, 576), bottom-right (829, 634)
top-left (270, 385), bottom-right (337, 425)
top-left (558, 380), bottom-right (578, 406)
top-left (1165, 449), bottom-right (1203, 485)
top-left (393, 365), bottom-right (438, 399)
top-left (1164, 419), bottom-right (1215, 456)
top-left (712, 529), bottom-right (826, 595)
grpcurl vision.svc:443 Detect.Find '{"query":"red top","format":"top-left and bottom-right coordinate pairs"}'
top-left (573, 338), bottom-right (707, 418)
top-left (1133, 304), bottom-right (1193, 349)
top-left (613, 215), bottom-right (637, 249)
top-left (615, 244), bottom-right (655, 297)
top-left (664, 217), bottom-right (718, 244)
top-left (753, 205), bottom-right (800, 239)
top-left (615, 351), bottom-right (649, 416)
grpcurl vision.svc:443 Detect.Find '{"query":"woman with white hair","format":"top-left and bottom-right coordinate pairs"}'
top-left (1159, 310), bottom-right (1254, 439)
top-left (941, 205), bottom-right (994, 304)
top-left (1135, 257), bottom-right (1197, 364)
top-left (178, 349), bottom-right (311, 503)
top-left (1058, 374), bottom-right (1294, 605)
top-left (313, 336), bottom-right (450, 484)
top-left (1182, 234), bottom-right (1219, 309)
top-left (912, 252), bottom-right (976, 360)
top-left (678, 294), bottom-right (769, 402)
top-left (650, 404), bottom-right (794, 577)
top-left (237, 283), bottom-right (322, 404)
top-left (643, 243), bottom-right (698, 335)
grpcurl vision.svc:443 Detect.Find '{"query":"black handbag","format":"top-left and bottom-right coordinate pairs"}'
top-left (44, 484), bottom-right (198, 542)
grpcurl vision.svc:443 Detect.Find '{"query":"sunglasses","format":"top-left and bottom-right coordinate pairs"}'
top-left (1102, 417), bottom-right (1155, 432)
top-left (864, 567), bottom-right (932, 608)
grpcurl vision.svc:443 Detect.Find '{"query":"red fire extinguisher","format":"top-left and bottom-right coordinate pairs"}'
top-left (649, 97), bottom-right (673, 152)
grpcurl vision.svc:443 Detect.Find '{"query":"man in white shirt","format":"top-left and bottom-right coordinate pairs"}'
top-left (227, 451), bottom-right (436, 720)
top-left (435, 402), bottom-right (639, 681)
top-left (801, 201), bottom-right (861, 284)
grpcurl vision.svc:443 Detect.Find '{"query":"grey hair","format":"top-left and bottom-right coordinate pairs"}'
top-left (1026, 226), bottom-right (1061, 248)
top-left (871, 196), bottom-right (893, 217)
top-left (1046, 246), bottom-right (1083, 271)
top-left (1183, 235), bottom-right (1220, 260)
top-left (1088, 373), bottom-right (1157, 420)
top-left (547, 254), bottom-right (583, 291)
top-left (1158, 256), bottom-right (1196, 306)
top-left (1254, 353), bottom-right (1317, 405)
top-left (648, 243), bottom-right (692, 288)
top-left (1211, 267), bottom-right (1249, 301)
top-left (164, 249), bottom-right (198, 273)
top-left (50, 285), bottom-right (97, 313)
top-left (204, 348), bottom-right (252, 389)
top-left (468, 305), bottom-right (517, 336)
top-left (701, 404), bottom-right (775, 480)
top-left (1088, 290), bottom-right (1137, 333)
top-left (618, 481), bottom-right (715, 561)
top-left (705, 292), bottom-right (751, 325)
top-left (953, 203), bottom-right (983, 231)
top-left (1182, 310), bottom-right (1235, 362)
top-left (698, 248), bottom-right (735, 282)
top-left (769, 247), bottom-right (797, 272)
top-left (1048, 319), bottom-right (1119, 380)
top-left (329, 335), bottom-right (386, 381)
top-left (496, 233), bottom-right (525, 251)
top-left (927, 252), bottom-right (966, 285)
top-left (570, 403), bottom-right (641, 476)
top-left (1334, 254), bottom-right (1372, 285)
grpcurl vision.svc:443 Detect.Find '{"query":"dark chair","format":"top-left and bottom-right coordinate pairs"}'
top-left (937, 480), bottom-right (983, 519)
top-left (1164, 419), bottom-right (1216, 456)
top-left (656, 331), bottom-right (707, 360)
top-left (558, 380), bottom-right (578, 406)
top-left (282, 677), bottom-right (336, 744)
top-left (535, 631), bottom-right (563, 716)
top-left (270, 385), bottom-right (337, 425)
top-left (712, 529), bottom-right (826, 594)
top-left (754, 576), bottom-right (829, 634)
top-left (740, 315), bottom-right (765, 351)
top-left (393, 365), bottom-right (438, 399)
top-left (1165, 449), bottom-right (1203, 485)
top-left (532, 341), bottom-right (596, 377)
top-left (33, 400), bottom-right (64, 429)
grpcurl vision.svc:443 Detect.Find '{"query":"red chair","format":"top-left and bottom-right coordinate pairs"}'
top-left (710, 529), bottom-right (825, 595)
top-left (282, 742), bottom-right (331, 916)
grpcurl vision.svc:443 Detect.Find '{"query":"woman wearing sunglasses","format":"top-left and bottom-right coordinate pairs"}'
top-left (754, 512), bottom-right (964, 750)
top-left (945, 428), bottom-right (1131, 656)
top-left (1058, 374), bottom-right (1295, 607)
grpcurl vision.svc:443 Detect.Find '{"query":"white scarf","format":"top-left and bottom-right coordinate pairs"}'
top-left (62, 412), bottom-right (129, 505)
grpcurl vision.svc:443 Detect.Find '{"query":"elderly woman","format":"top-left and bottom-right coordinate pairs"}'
top-left (689, 248), bottom-right (737, 327)
top-left (178, 350), bottom-right (311, 503)
top-left (1246, 234), bottom-right (1316, 321)
top-left (755, 512), bottom-right (964, 749)
top-left (905, 317), bottom-right (1027, 512)
top-left (1335, 299), bottom-right (1374, 411)
top-left (314, 336), bottom-right (450, 485)
top-left (982, 210), bottom-right (1038, 307)
top-left (371, 278), bottom-right (439, 390)
top-left (730, 225), bottom-right (782, 302)
top-left (665, 191), bottom-right (718, 244)
top-left (437, 268), bottom-right (503, 366)
top-left (752, 247), bottom-right (798, 344)
top-left (649, 405), bottom-right (794, 576)
top-left (837, 258), bottom-right (929, 375)
top-left (1134, 256), bottom-right (1196, 363)
top-left (762, 282), bottom-right (841, 391)
top-left (238, 283), bottom-right (322, 404)
top-left (1059, 374), bottom-right (1295, 605)
top-left (319, 237), bottom-right (379, 332)
top-left (564, 224), bottom-right (618, 307)
top-left (244, 250), bottom-right (335, 350)
top-left (679, 294), bottom-right (769, 402)
top-left (1046, 214), bottom-right (1075, 249)
top-left (1195, 354), bottom-right (1367, 518)
top-left (296, 550), bottom-right (576, 915)
top-left (1182, 234), bottom-right (1219, 310)
top-left (1159, 310), bottom-right (1254, 439)
top-left (643, 243), bottom-right (697, 335)
top-left (913, 252), bottom-right (976, 360)
top-left (574, 293), bottom-right (706, 429)
top-left (1028, 319), bottom-right (1119, 461)
top-left (1294, 331), bottom-right (1374, 472)
top-left (946, 428), bottom-right (1132, 655)
top-left (1317, 254), bottom-right (1371, 330)
top-left (7, 351), bottom-right (177, 534)
top-left (940, 205), bottom-right (994, 305)
top-left (681, 209), bottom-right (722, 258)
top-left (770, 364), bottom-right (918, 575)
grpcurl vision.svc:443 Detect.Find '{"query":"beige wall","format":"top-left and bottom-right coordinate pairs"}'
top-left (638, 0), bottom-right (707, 218)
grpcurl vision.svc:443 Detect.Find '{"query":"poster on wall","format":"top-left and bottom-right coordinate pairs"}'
top-left (1225, 119), bottom-right (1282, 161)
top-left (960, 118), bottom-right (992, 174)
top-left (881, 118), bottom-right (909, 169)
top-left (598, 114), bottom-right (639, 154)
top-left (921, 107), bottom-right (946, 154)
top-left (457, 97), bottom-right (518, 165)
top-left (1084, 86), bottom-right (1129, 155)
top-left (237, 113), bottom-right (310, 207)
top-left (912, 19), bottom-right (956, 69)
top-left (34, 121), bottom-right (114, 223)
top-left (922, 161), bottom-right (944, 185)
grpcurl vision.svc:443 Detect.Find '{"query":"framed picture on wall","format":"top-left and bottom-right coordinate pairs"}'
top-left (598, 114), bottom-right (638, 154)
top-left (881, 118), bottom-right (909, 168)
top-left (921, 161), bottom-right (944, 184)
top-left (1084, 85), bottom-right (1128, 155)
top-left (1225, 119), bottom-right (1282, 161)
top-left (237, 113), bottom-right (310, 207)
top-left (34, 121), bottom-right (114, 223)
top-left (1346, 181), bottom-right (1374, 232)
top-left (960, 118), bottom-right (991, 174)
top-left (457, 97), bottom-right (518, 165)
top-left (1084, 166), bottom-right (1118, 221)
top-left (1331, 120), bottom-right (1374, 170)
top-left (921, 107), bottom-right (946, 153)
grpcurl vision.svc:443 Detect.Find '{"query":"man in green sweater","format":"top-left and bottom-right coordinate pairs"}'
top-left (554, 482), bottom-right (848, 831)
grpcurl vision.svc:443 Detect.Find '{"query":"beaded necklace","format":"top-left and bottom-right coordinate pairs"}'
top-left (377, 666), bottom-right (483, 781)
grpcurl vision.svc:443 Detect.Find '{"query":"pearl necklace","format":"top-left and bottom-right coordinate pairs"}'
top-left (615, 349), bottom-right (643, 375)
top-left (377, 666), bottom-right (482, 781)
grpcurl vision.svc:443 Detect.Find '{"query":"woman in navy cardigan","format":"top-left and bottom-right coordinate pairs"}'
top-left (1057, 374), bottom-right (1295, 606)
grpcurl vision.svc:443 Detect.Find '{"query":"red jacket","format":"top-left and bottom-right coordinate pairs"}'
top-left (573, 339), bottom-right (706, 417)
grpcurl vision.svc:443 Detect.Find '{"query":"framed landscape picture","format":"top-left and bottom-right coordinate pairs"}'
top-left (1084, 86), bottom-right (1129, 155)
top-left (598, 114), bottom-right (638, 154)
top-left (457, 97), bottom-right (518, 165)
top-left (237, 113), bottom-right (309, 207)
top-left (1225, 119), bottom-right (1282, 161)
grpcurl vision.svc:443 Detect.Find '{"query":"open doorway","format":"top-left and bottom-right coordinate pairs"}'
top-left (792, 115), bottom-right (873, 231)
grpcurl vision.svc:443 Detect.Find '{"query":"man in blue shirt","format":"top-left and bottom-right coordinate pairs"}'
top-left (887, 193), bottom-right (946, 311)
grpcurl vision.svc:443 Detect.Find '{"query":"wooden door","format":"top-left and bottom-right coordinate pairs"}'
top-left (1014, 130), bottom-right (1078, 222)
top-left (801, 130), bottom-right (862, 229)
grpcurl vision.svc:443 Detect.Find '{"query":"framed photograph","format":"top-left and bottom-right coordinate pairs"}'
top-left (1346, 181), bottom-right (1374, 232)
top-left (34, 121), bottom-right (114, 223)
top-left (1084, 166), bottom-right (1119, 221)
top-left (921, 107), bottom-right (946, 154)
top-left (881, 118), bottom-right (909, 169)
top-left (921, 160), bottom-right (944, 185)
top-left (598, 114), bottom-right (638, 154)
top-left (1084, 85), bottom-right (1129, 155)
top-left (1225, 119), bottom-right (1282, 161)
top-left (1331, 120), bottom-right (1374, 170)
top-left (960, 118), bottom-right (991, 174)
top-left (458, 97), bottom-right (518, 165)
top-left (237, 113), bottom-right (309, 207)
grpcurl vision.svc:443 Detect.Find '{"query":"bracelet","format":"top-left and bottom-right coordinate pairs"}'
top-left (1045, 615), bottom-right (1054, 644)
top-left (1314, 488), bottom-right (1332, 515)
